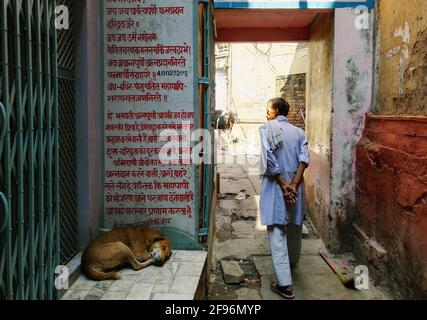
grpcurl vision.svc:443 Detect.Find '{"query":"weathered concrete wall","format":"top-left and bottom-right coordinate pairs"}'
top-left (375, 0), bottom-right (427, 116)
top-left (355, 115), bottom-right (427, 298)
top-left (228, 43), bottom-right (308, 122)
top-left (215, 43), bottom-right (308, 151)
top-left (354, 0), bottom-right (427, 298)
top-left (305, 14), bottom-right (333, 244)
top-left (330, 8), bottom-right (374, 251)
top-left (276, 73), bottom-right (306, 130)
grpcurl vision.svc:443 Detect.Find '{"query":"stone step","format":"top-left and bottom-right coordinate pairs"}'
top-left (62, 250), bottom-right (207, 300)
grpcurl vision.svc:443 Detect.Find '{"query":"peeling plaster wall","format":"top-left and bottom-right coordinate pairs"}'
top-left (330, 8), bottom-right (374, 251)
top-left (305, 13), bottom-right (333, 244)
top-left (355, 115), bottom-right (427, 298)
top-left (354, 0), bottom-right (427, 298)
top-left (376, 0), bottom-right (427, 115)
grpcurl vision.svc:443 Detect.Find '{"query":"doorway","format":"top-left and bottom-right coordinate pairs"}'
top-left (212, 8), bottom-right (335, 249)
top-left (207, 3), bottom-right (378, 299)
top-left (209, 4), bottom-right (375, 252)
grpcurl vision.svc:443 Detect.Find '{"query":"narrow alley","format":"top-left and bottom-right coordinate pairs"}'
top-left (207, 146), bottom-right (391, 300)
top-left (1, 0), bottom-right (426, 303)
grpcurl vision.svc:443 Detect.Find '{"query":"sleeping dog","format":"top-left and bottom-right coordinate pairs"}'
top-left (81, 227), bottom-right (172, 281)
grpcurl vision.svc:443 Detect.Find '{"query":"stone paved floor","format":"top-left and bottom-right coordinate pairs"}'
top-left (208, 157), bottom-right (394, 300)
top-left (62, 250), bottom-right (207, 300)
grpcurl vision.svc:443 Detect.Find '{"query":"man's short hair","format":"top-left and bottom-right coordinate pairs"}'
top-left (269, 98), bottom-right (290, 117)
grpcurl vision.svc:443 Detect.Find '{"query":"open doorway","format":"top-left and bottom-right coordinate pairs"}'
top-left (207, 7), bottom-right (387, 299)
top-left (215, 42), bottom-right (308, 160)
top-left (210, 37), bottom-right (332, 298)
top-left (211, 9), bottom-right (335, 248)
top-left (209, 9), bottom-right (337, 299)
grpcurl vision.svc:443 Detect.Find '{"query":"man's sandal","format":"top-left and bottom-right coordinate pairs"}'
top-left (271, 282), bottom-right (295, 300)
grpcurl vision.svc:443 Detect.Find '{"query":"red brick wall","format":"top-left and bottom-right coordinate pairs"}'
top-left (355, 114), bottom-right (427, 298)
top-left (276, 74), bottom-right (306, 130)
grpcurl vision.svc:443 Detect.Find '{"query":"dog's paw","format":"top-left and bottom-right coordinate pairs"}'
top-left (111, 272), bottom-right (121, 281)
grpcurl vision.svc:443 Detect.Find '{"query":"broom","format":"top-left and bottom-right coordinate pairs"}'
top-left (319, 251), bottom-right (356, 289)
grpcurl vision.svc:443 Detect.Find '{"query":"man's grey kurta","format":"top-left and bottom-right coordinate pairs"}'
top-left (259, 115), bottom-right (310, 227)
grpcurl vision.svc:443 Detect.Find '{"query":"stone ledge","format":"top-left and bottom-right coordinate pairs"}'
top-left (62, 250), bottom-right (208, 300)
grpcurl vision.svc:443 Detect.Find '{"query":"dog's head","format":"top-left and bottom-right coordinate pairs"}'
top-left (150, 238), bottom-right (172, 266)
top-left (138, 227), bottom-right (173, 265)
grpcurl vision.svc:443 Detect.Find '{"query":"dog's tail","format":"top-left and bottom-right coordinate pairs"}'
top-left (83, 264), bottom-right (121, 281)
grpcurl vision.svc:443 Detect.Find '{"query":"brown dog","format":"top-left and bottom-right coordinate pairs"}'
top-left (81, 227), bottom-right (172, 281)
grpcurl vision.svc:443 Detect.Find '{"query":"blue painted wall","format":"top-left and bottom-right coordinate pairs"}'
top-left (214, 0), bottom-right (374, 9)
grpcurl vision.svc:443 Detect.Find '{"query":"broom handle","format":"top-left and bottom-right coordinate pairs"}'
top-left (319, 252), bottom-right (339, 275)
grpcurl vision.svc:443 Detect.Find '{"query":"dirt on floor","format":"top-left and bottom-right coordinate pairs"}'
top-left (206, 162), bottom-right (394, 300)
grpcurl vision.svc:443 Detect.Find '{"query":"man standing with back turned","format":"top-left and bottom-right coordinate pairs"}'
top-left (259, 98), bottom-right (310, 300)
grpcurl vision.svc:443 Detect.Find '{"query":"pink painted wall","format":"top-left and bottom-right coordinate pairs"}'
top-left (330, 8), bottom-right (374, 251)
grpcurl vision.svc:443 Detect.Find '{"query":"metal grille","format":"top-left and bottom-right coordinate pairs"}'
top-left (57, 0), bottom-right (77, 265)
top-left (200, 0), bottom-right (215, 238)
top-left (58, 78), bottom-right (78, 264)
top-left (0, 0), bottom-right (77, 300)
